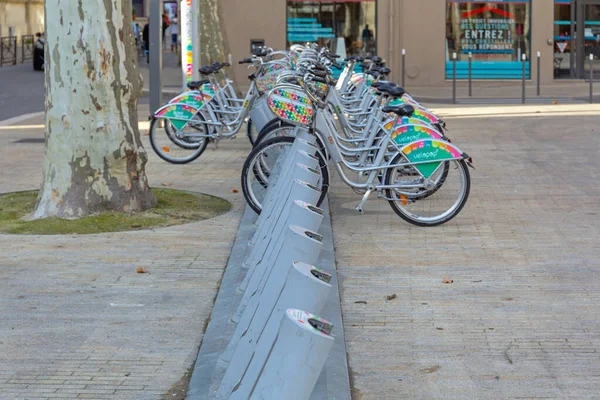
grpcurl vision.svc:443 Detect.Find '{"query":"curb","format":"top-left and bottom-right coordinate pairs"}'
top-left (186, 199), bottom-right (351, 400)
top-left (0, 111), bottom-right (45, 127)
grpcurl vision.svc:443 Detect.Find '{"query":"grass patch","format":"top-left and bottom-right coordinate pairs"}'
top-left (0, 189), bottom-right (231, 235)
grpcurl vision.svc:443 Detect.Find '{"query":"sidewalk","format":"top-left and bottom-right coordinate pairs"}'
top-left (408, 80), bottom-right (600, 103)
top-left (0, 107), bottom-right (252, 399)
top-left (139, 50), bottom-right (184, 95)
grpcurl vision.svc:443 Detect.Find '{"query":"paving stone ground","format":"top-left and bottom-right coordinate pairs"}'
top-left (329, 105), bottom-right (600, 399)
top-left (1, 100), bottom-right (599, 399)
top-left (0, 107), bottom-right (251, 400)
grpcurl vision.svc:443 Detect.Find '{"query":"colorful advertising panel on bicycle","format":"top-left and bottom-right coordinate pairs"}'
top-left (267, 88), bottom-right (314, 126)
top-left (400, 139), bottom-right (465, 179)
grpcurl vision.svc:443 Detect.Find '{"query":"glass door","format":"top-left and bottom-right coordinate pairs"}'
top-left (576, 0), bottom-right (600, 78)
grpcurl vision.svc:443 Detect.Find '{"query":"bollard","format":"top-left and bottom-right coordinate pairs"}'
top-left (239, 194), bottom-right (324, 296)
top-left (468, 52), bottom-right (472, 97)
top-left (234, 225), bottom-right (323, 326)
top-left (537, 51), bottom-right (541, 97)
top-left (217, 262), bottom-right (332, 398)
top-left (401, 48), bottom-right (406, 88)
top-left (452, 52), bottom-right (457, 104)
top-left (242, 309), bottom-right (335, 400)
top-left (522, 53), bottom-right (527, 104)
top-left (590, 54), bottom-right (594, 104)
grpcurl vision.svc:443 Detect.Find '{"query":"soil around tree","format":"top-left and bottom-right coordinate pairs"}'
top-left (0, 189), bottom-right (232, 235)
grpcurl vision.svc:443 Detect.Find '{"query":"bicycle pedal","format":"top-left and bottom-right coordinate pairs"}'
top-left (355, 205), bottom-right (365, 214)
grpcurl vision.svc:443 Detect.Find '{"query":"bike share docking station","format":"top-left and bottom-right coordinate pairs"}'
top-left (187, 130), bottom-right (351, 399)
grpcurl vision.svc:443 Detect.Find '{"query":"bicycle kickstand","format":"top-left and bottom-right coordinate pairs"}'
top-left (355, 188), bottom-right (373, 214)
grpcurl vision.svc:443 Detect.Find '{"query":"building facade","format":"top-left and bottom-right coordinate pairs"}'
top-left (221, 0), bottom-right (600, 87)
top-left (0, 0), bottom-right (44, 37)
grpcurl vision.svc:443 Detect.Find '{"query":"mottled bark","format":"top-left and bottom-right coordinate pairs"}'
top-left (33, 0), bottom-right (156, 219)
top-left (199, 0), bottom-right (231, 66)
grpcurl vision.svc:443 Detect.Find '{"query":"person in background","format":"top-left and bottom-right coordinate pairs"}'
top-left (162, 13), bottom-right (170, 50)
top-left (362, 24), bottom-right (374, 55)
top-left (168, 17), bottom-right (179, 52)
top-left (143, 22), bottom-right (150, 63)
top-left (132, 11), bottom-right (142, 56)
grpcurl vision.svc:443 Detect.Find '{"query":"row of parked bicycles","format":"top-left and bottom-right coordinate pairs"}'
top-left (148, 44), bottom-right (473, 227)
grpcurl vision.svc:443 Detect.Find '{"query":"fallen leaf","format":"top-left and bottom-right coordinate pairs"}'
top-left (161, 182), bottom-right (173, 187)
top-left (354, 300), bottom-right (368, 304)
top-left (442, 277), bottom-right (453, 284)
top-left (552, 100), bottom-right (559, 105)
top-left (436, 327), bottom-right (444, 330)
top-left (386, 294), bottom-right (397, 301)
top-left (472, 280), bottom-right (482, 283)
top-left (136, 267), bottom-right (147, 274)
top-left (143, 131), bottom-right (150, 136)
top-left (232, 189), bottom-right (239, 193)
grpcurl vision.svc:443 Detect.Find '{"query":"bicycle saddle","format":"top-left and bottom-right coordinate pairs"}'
top-left (187, 79), bottom-right (209, 89)
top-left (378, 67), bottom-right (391, 75)
top-left (371, 56), bottom-right (383, 64)
top-left (199, 66), bottom-right (214, 75)
top-left (371, 80), bottom-right (392, 88)
top-left (382, 104), bottom-right (414, 118)
top-left (378, 86), bottom-right (405, 98)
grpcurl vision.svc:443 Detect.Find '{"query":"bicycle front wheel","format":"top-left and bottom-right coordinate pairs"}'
top-left (149, 116), bottom-right (209, 164)
top-left (241, 136), bottom-right (329, 214)
top-left (384, 154), bottom-right (470, 227)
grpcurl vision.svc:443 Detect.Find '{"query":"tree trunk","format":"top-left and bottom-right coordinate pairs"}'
top-left (199, 0), bottom-right (231, 65)
top-left (33, 0), bottom-right (156, 219)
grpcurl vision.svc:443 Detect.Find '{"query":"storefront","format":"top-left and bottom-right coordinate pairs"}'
top-left (554, 0), bottom-right (600, 78)
top-left (445, 0), bottom-right (532, 79)
top-left (286, 0), bottom-right (377, 59)
top-left (221, 0), bottom-right (594, 87)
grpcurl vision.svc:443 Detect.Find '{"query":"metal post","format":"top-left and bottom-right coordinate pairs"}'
top-left (401, 48), bottom-right (406, 87)
top-left (522, 54), bottom-right (526, 104)
top-left (537, 51), bottom-right (541, 97)
top-left (590, 54), bottom-right (594, 104)
top-left (149, 0), bottom-right (163, 114)
top-left (570, 0), bottom-right (575, 78)
top-left (191, 0), bottom-right (201, 81)
top-left (452, 52), bottom-right (457, 104)
top-left (468, 52), bottom-right (472, 97)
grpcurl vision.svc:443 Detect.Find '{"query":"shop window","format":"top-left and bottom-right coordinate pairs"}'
top-left (286, 0), bottom-right (376, 59)
top-left (132, 0), bottom-right (144, 18)
top-left (445, 0), bottom-right (531, 79)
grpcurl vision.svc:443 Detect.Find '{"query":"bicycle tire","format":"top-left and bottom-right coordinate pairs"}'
top-left (246, 118), bottom-right (258, 145)
top-left (384, 154), bottom-right (470, 227)
top-left (148, 116), bottom-right (209, 164)
top-left (241, 136), bottom-right (329, 214)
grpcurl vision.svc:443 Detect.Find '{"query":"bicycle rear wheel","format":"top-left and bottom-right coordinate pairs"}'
top-left (241, 136), bottom-right (329, 214)
top-left (384, 154), bottom-right (470, 227)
